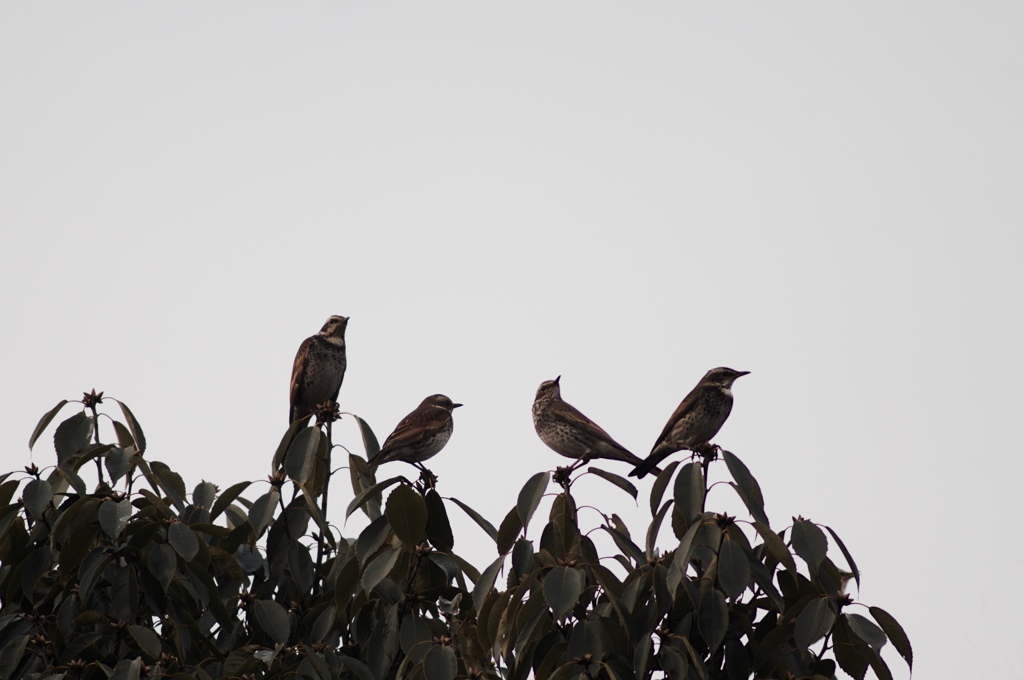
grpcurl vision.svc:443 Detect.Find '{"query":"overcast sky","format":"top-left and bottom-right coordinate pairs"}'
top-left (3, 2), bottom-right (1023, 678)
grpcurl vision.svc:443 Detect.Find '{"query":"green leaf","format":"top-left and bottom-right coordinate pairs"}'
top-left (272, 415), bottom-right (312, 469)
top-left (54, 412), bottom-right (93, 466)
top-left (128, 624), bottom-right (162, 659)
top-left (795, 597), bottom-right (837, 648)
top-left (105, 447), bottom-right (134, 484)
top-left (385, 484), bottom-right (428, 546)
top-left (649, 460), bottom-right (681, 516)
top-left (148, 543), bottom-right (176, 591)
top-left (168, 522), bottom-right (200, 562)
top-left (823, 524), bottom-right (861, 592)
top-left (192, 481), bottom-right (217, 510)
top-left (0, 634), bottom-right (28, 679)
top-left (517, 471), bottom-right (550, 531)
top-left (496, 506), bottom-right (523, 555)
top-left (346, 476), bottom-right (403, 520)
top-left (721, 450), bottom-right (768, 524)
top-left (248, 489), bottom-right (280, 538)
top-left (356, 416), bottom-right (381, 460)
top-left (23, 478), bottom-right (53, 518)
top-left (666, 520), bottom-right (702, 594)
top-left (150, 461), bottom-right (187, 510)
top-left (586, 467), bottom-right (637, 499)
top-left (791, 518), bottom-right (827, 571)
top-left (832, 616), bottom-right (870, 680)
top-left (753, 521), bottom-right (797, 573)
top-left (362, 546), bottom-right (401, 592)
top-left (646, 499), bottom-right (673, 559)
top-left (448, 496), bottom-right (497, 541)
top-left (846, 613), bottom-right (887, 653)
top-left (285, 427), bottom-right (320, 486)
top-left (28, 400), bottom-right (69, 450)
top-left (673, 462), bottom-right (704, 524)
top-left (422, 644), bottom-right (456, 680)
top-left (424, 489), bottom-right (454, 552)
top-left (116, 400), bottom-right (147, 454)
top-left (298, 485), bottom-right (336, 550)
top-left (54, 466), bottom-right (87, 497)
top-left (717, 538), bottom-right (751, 599)
top-left (210, 481), bottom-right (251, 521)
top-left (869, 606), bottom-right (913, 670)
top-left (543, 566), bottom-right (584, 620)
top-left (254, 599), bottom-right (291, 644)
top-left (473, 555), bottom-right (505, 614)
top-left (109, 657), bottom-right (143, 680)
top-left (697, 588), bottom-right (728, 652)
top-left (356, 515), bottom-right (393, 564)
top-left (399, 615), bottom-right (434, 663)
top-left (98, 499), bottom-right (133, 539)
top-left (113, 420), bottom-right (136, 448)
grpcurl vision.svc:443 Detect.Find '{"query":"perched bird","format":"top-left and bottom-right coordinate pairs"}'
top-left (629, 367), bottom-right (749, 479)
top-left (365, 394), bottom-right (462, 472)
top-left (289, 315), bottom-right (349, 424)
top-left (532, 376), bottom-right (651, 470)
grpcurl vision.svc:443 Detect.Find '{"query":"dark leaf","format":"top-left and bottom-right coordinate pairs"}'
top-left (697, 588), bottom-right (728, 652)
top-left (23, 478), bottom-right (53, 518)
top-left (846, 613), bottom-right (887, 653)
top-left (791, 518), bottom-right (828, 571)
top-left (447, 496), bottom-right (498, 541)
top-left (586, 466), bottom-right (638, 499)
top-left (424, 489), bottom-right (454, 552)
top-left (399, 615), bottom-right (434, 663)
top-left (346, 476), bottom-right (403, 520)
top-left (362, 547), bottom-right (401, 592)
top-left (148, 543), bottom-right (176, 591)
top-left (517, 471), bottom-right (550, 532)
top-left (752, 521), bottom-right (797, 573)
top-left (112, 420), bottom-right (136, 448)
top-left (54, 412), bottom-right (93, 465)
top-left (28, 400), bottom-right (69, 450)
top-left (298, 486), bottom-right (336, 550)
top-left (128, 624), bottom-right (162, 659)
top-left (116, 400), bottom-right (147, 454)
top-left (869, 606), bottom-right (913, 670)
top-left (646, 499), bottom-right (673, 559)
top-left (666, 520), bottom-right (702, 593)
top-left (385, 483), bottom-right (428, 546)
top-left (832, 616), bottom-right (870, 680)
top-left (721, 450), bottom-right (768, 524)
top-left (248, 489), bottom-right (280, 538)
top-left (795, 597), bottom-right (837, 648)
top-left (543, 565), bottom-right (584, 620)
top-left (105, 447), bottom-right (134, 484)
top-left (823, 524), bottom-right (861, 592)
top-left (255, 599), bottom-right (291, 644)
top-left (109, 657), bottom-right (143, 680)
top-left (98, 498), bottom-right (133, 539)
top-left (210, 481), bottom-right (251, 521)
top-left (496, 506), bottom-right (523, 555)
top-left (272, 415), bottom-right (312, 469)
top-left (718, 538), bottom-right (752, 599)
top-left (150, 461), bottom-right (187, 510)
top-left (285, 427), bottom-right (321, 486)
top-left (168, 522), bottom-right (200, 562)
top-left (54, 466), bottom-right (87, 497)
top-left (473, 555), bottom-right (505, 614)
top-left (356, 516), bottom-right (393, 564)
top-left (192, 481), bottom-right (217, 510)
top-left (356, 415), bottom-right (381, 461)
top-left (649, 460), bottom-right (681, 516)
top-left (422, 644), bottom-right (457, 680)
top-left (673, 462), bottom-right (704, 524)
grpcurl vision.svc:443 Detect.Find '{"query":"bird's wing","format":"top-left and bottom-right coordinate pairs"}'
top-left (651, 383), bottom-right (705, 451)
top-left (553, 400), bottom-right (636, 460)
top-left (379, 409), bottom-right (447, 454)
top-left (288, 337), bottom-right (312, 423)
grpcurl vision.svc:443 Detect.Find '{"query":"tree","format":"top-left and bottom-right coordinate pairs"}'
top-left (0, 390), bottom-right (911, 679)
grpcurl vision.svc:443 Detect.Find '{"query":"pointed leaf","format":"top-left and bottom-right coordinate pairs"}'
top-left (105, 447), bottom-right (134, 484)
top-left (649, 460), bottom-right (680, 516)
top-left (99, 499), bottom-right (133, 539)
top-left (846, 613), bottom-right (887, 653)
top-left (356, 416), bottom-right (381, 460)
top-left (423, 644), bottom-right (456, 680)
top-left (473, 555), bottom-right (505, 614)
top-left (168, 522), bottom-right (200, 562)
top-left (23, 478), bottom-right (54, 518)
top-left (192, 481), bottom-right (217, 510)
top-left (718, 538), bottom-right (751, 599)
top-left (795, 597), bottom-right (837, 648)
top-left (248, 489), bottom-right (280, 538)
top-left (112, 421), bottom-right (136, 448)
top-left (497, 506), bottom-right (523, 555)
top-left (29, 400), bottom-right (69, 450)
top-left (543, 566), bottom-right (584, 620)
top-left (362, 546), bottom-right (401, 592)
top-left (109, 657), bottom-right (143, 680)
top-left (753, 521), bottom-right (797, 573)
top-left (346, 476), bottom-right (403, 520)
top-left (385, 484), bottom-right (428, 546)
top-left (833, 616), bottom-right (870, 680)
top-left (517, 471), bottom-right (550, 531)
top-left (148, 544), bottom-right (176, 591)
top-left (721, 450), bottom-right (768, 524)
top-left (254, 599), bottom-right (291, 644)
top-left (645, 499), bottom-right (673, 559)
top-left (869, 606), bottom-right (912, 670)
top-left (284, 427), bottom-right (320, 486)
top-left (586, 467), bottom-right (637, 499)
top-left (697, 588), bottom-right (728, 652)
top-left (791, 519), bottom-right (828, 571)
top-left (448, 496), bottom-right (497, 541)
top-left (424, 489), bottom-right (454, 552)
top-left (116, 400), bottom-right (147, 454)
top-left (298, 485), bottom-right (336, 549)
top-left (823, 524), bottom-right (861, 592)
top-left (272, 415), bottom-right (312, 469)
top-left (54, 467), bottom-right (87, 497)
top-left (673, 462), bottom-right (704, 524)
top-left (127, 624), bottom-right (162, 660)
top-left (210, 481), bottom-right (251, 521)
top-left (54, 412), bottom-right (94, 465)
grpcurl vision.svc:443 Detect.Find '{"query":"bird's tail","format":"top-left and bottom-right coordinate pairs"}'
top-left (628, 450), bottom-right (670, 479)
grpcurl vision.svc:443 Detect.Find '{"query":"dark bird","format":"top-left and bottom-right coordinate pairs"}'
top-left (289, 315), bottom-right (349, 424)
top-left (532, 376), bottom-right (651, 470)
top-left (629, 367), bottom-right (749, 479)
top-left (366, 394), bottom-right (462, 472)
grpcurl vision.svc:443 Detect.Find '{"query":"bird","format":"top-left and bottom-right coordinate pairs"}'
top-left (532, 376), bottom-right (652, 471)
top-left (289, 315), bottom-right (349, 424)
top-left (365, 394), bottom-right (462, 472)
top-left (629, 367), bottom-right (749, 479)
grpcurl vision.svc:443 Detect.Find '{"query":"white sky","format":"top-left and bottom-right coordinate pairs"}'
top-left (2, 2), bottom-right (1023, 678)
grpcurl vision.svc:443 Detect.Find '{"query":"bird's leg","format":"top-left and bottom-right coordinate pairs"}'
top-left (415, 464), bottom-right (437, 490)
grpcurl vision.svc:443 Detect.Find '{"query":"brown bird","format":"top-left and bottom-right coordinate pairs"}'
top-left (365, 394), bottom-right (462, 472)
top-left (629, 367), bottom-right (749, 479)
top-left (289, 315), bottom-right (349, 424)
top-left (533, 376), bottom-right (652, 471)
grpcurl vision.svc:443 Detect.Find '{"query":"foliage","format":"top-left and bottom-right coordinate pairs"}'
top-left (0, 391), bottom-right (912, 680)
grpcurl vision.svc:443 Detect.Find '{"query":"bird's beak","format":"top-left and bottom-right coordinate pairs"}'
top-left (735, 370), bottom-right (750, 377)
top-left (452, 403), bottom-right (463, 409)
